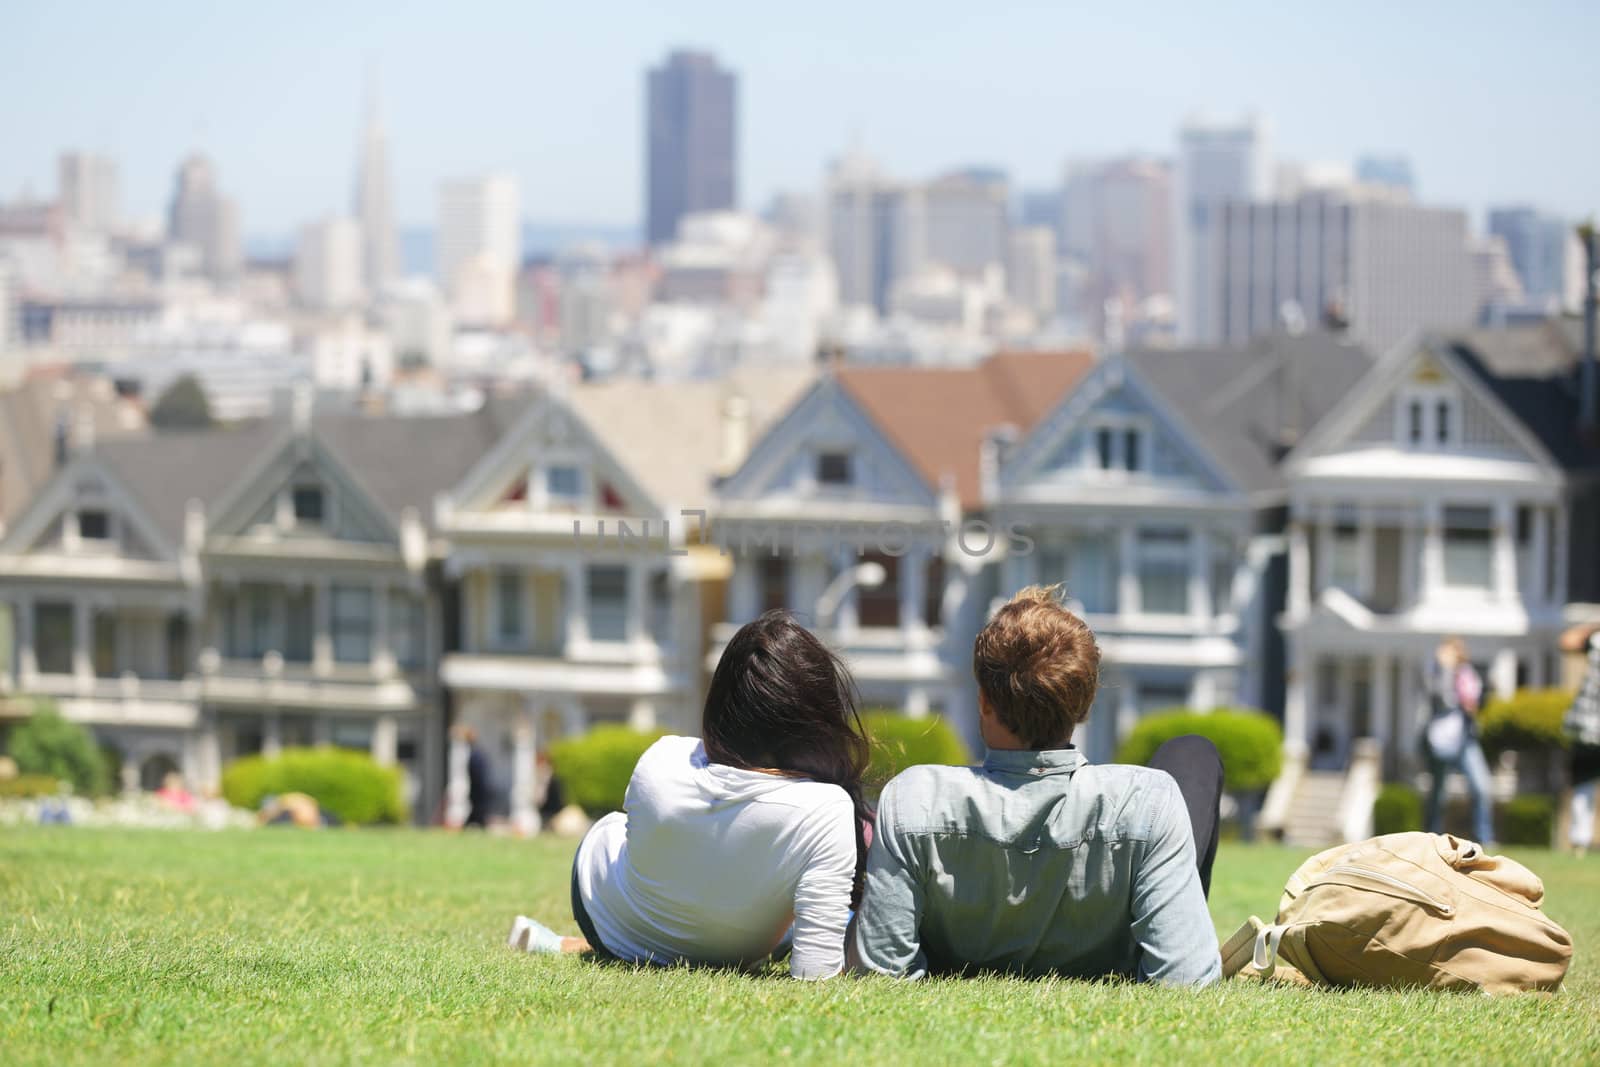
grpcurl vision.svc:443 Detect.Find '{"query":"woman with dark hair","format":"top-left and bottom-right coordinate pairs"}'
top-left (507, 610), bottom-right (872, 979)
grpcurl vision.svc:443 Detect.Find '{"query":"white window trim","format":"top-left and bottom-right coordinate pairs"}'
top-left (1394, 385), bottom-right (1459, 450)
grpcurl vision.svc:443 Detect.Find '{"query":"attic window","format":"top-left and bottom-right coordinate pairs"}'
top-left (1397, 387), bottom-right (1457, 449)
top-left (78, 509), bottom-right (111, 540)
top-left (817, 451), bottom-right (853, 486)
top-left (292, 486), bottom-right (325, 524)
top-left (547, 466), bottom-right (583, 504)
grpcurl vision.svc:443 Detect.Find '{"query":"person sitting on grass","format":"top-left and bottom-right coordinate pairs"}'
top-left (507, 610), bottom-right (872, 979)
top-left (849, 585), bottom-right (1222, 985)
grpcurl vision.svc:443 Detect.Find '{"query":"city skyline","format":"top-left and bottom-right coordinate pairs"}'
top-left (3, 1), bottom-right (1597, 240)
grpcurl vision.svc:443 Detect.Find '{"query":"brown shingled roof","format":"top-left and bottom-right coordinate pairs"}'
top-left (836, 350), bottom-right (1095, 510)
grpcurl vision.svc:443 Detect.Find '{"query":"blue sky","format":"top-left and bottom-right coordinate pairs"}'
top-left (3, 1), bottom-right (1596, 237)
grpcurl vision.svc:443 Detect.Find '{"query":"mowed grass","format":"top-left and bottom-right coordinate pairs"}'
top-left (1, 829), bottom-right (1597, 1066)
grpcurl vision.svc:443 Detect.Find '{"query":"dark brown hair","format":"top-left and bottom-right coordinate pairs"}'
top-left (702, 610), bottom-right (873, 904)
top-left (972, 585), bottom-right (1101, 749)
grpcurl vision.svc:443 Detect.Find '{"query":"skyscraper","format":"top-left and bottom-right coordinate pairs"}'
top-left (1173, 116), bottom-right (1271, 342)
top-left (646, 50), bottom-right (737, 246)
top-left (167, 154), bottom-right (241, 283)
top-left (1487, 206), bottom-right (1575, 311)
top-left (354, 86), bottom-right (399, 296)
top-left (293, 217), bottom-right (364, 310)
top-left (1202, 191), bottom-right (1475, 352)
top-left (437, 174), bottom-right (521, 325)
top-left (58, 152), bottom-right (119, 231)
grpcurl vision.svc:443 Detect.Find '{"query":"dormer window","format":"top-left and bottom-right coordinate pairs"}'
top-left (1088, 419), bottom-right (1145, 473)
top-left (817, 451), bottom-right (853, 486)
top-left (546, 465), bottom-right (584, 505)
top-left (78, 509), bottom-right (111, 540)
top-left (1398, 385), bottom-right (1457, 449)
top-left (292, 486), bottom-right (325, 524)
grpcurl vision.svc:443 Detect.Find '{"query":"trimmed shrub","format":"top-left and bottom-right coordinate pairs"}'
top-left (863, 711), bottom-right (971, 788)
top-left (1499, 795), bottom-right (1555, 847)
top-left (1115, 707), bottom-right (1283, 793)
top-left (549, 726), bottom-right (667, 816)
top-left (221, 747), bottom-right (406, 825)
top-left (1373, 783), bottom-right (1423, 836)
top-left (1479, 688), bottom-right (1574, 756)
top-left (0, 773), bottom-right (68, 798)
top-left (6, 705), bottom-right (110, 796)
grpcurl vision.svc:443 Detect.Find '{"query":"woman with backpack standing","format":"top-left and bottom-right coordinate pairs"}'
top-left (1421, 636), bottom-right (1494, 846)
top-left (1564, 630), bottom-right (1600, 857)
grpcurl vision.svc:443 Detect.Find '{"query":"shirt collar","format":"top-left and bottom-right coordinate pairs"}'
top-left (982, 746), bottom-right (1084, 777)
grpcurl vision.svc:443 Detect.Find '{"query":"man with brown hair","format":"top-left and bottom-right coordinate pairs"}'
top-left (850, 586), bottom-right (1223, 984)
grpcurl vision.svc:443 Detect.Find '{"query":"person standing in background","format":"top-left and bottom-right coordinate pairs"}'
top-left (1563, 632), bottom-right (1600, 857)
top-left (1421, 637), bottom-right (1494, 846)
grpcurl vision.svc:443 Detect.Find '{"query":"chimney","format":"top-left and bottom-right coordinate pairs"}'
top-left (979, 424), bottom-right (1019, 504)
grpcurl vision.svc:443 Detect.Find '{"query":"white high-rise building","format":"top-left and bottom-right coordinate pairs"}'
top-left (1487, 206), bottom-right (1578, 312)
top-left (167, 154), bottom-right (242, 283)
top-left (354, 88), bottom-right (400, 296)
top-left (1007, 226), bottom-right (1057, 321)
top-left (293, 217), bottom-right (364, 310)
top-left (922, 169), bottom-right (1010, 278)
top-left (825, 153), bottom-right (921, 315)
top-left (437, 174), bottom-right (521, 325)
top-left (1174, 116), bottom-right (1271, 342)
top-left (1202, 191), bottom-right (1475, 352)
top-left (58, 152), bottom-right (119, 231)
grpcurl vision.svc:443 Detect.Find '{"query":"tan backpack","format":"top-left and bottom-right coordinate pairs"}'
top-left (1221, 832), bottom-right (1572, 994)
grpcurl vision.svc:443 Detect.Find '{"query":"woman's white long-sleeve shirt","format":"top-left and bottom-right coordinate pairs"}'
top-left (573, 735), bottom-right (857, 979)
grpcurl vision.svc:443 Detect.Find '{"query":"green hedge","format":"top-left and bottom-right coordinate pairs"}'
top-left (1479, 688), bottom-right (1574, 755)
top-left (1373, 783), bottom-right (1423, 836)
top-left (1499, 795), bottom-right (1555, 847)
top-left (863, 711), bottom-right (971, 788)
top-left (1115, 707), bottom-right (1283, 792)
top-left (221, 747), bottom-right (406, 825)
top-left (6, 705), bottom-right (110, 796)
top-left (549, 726), bottom-right (666, 816)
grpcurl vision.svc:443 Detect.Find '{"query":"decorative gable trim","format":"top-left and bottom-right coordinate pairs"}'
top-left (1285, 332), bottom-right (1560, 476)
top-left (205, 428), bottom-right (399, 545)
top-left (0, 453), bottom-right (179, 562)
top-left (998, 356), bottom-right (1242, 499)
top-left (441, 390), bottom-right (664, 521)
top-left (715, 375), bottom-right (939, 508)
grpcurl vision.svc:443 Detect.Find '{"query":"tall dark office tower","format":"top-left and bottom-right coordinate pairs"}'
top-left (646, 50), bottom-right (737, 246)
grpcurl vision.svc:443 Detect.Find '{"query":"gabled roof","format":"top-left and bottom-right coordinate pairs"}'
top-left (0, 374), bottom-right (145, 531)
top-left (1448, 321), bottom-right (1600, 472)
top-left (836, 350), bottom-right (1094, 509)
top-left (1127, 332), bottom-right (1374, 494)
top-left (566, 367), bottom-right (813, 511)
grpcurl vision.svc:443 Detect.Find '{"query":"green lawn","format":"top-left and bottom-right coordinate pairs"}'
top-left (1, 829), bottom-right (1596, 1066)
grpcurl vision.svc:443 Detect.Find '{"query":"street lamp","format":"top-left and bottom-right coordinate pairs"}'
top-left (815, 561), bottom-right (886, 627)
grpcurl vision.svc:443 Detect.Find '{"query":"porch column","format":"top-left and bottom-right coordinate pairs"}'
top-left (1356, 505), bottom-right (1376, 601)
top-left (1371, 653), bottom-right (1393, 748)
top-left (833, 546), bottom-right (860, 636)
top-left (1287, 521), bottom-right (1311, 616)
top-left (262, 711), bottom-right (283, 758)
top-left (1530, 507), bottom-right (1551, 608)
top-left (1117, 523), bottom-right (1138, 615)
top-left (1397, 659), bottom-right (1422, 773)
top-left (72, 598), bottom-right (92, 685)
top-left (1188, 529), bottom-right (1210, 625)
top-left (15, 593), bottom-right (36, 686)
top-left (900, 546), bottom-right (927, 643)
top-left (628, 698), bottom-right (657, 731)
top-left (905, 686), bottom-right (930, 718)
top-left (197, 712), bottom-right (222, 793)
top-left (1115, 673), bottom-right (1138, 742)
top-left (1492, 499), bottom-right (1518, 604)
top-left (563, 560), bottom-right (589, 652)
top-left (372, 714), bottom-right (398, 767)
top-left (373, 579), bottom-right (394, 677)
top-left (1284, 641), bottom-right (1309, 758)
top-left (1420, 500), bottom-right (1444, 598)
top-left (312, 578), bottom-right (333, 675)
top-left (508, 706), bottom-right (538, 836)
top-left (625, 561), bottom-right (646, 644)
top-left (445, 721), bottom-right (470, 828)
top-left (1490, 648), bottom-right (1518, 700)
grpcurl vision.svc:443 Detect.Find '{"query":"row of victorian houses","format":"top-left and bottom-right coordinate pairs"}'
top-left (2, 318), bottom-right (1596, 840)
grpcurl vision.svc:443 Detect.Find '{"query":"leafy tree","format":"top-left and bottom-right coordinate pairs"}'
top-left (149, 374), bottom-right (214, 429)
top-left (7, 703), bottom-right (110, 795)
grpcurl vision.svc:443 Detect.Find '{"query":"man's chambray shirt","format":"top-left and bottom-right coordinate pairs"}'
top-left (850, 747), bottom-right (1220, 985)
